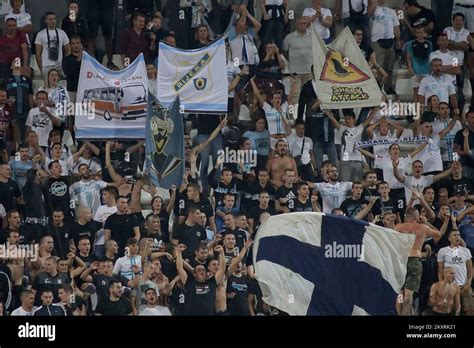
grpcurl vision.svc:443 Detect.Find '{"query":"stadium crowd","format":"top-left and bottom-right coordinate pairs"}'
top-left (0, 0), bottom-right (473, 317)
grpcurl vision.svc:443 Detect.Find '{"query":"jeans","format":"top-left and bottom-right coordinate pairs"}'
top-left (313, 141), bottom-right (338, 170)
top-left (197, 133), bottom-right (224, 191)
top-left (340, 160), bottom-right (364, 182)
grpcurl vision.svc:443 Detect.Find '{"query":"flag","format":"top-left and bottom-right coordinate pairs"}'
top-left (157, 37), bottom-right (228, 114)
top-left (253, 212), bottom-right (415, 315)
top-left (145, 94), bottom-right (184, 189)
top-left (311, 27), bottom-right (383, 109)
top-left (76, 52), bottom-right (148, 139)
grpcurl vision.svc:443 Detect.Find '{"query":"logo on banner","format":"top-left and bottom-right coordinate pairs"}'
top-left (193, 77), bottom-right (207, 90)
top-left (320, 50), bottom-right (369, 84)
top-left (174, 53), bottom-right (211, 92)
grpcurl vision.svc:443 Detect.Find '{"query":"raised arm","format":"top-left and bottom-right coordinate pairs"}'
top-left (433, 164), bottom-right (454, 183)
top-left (392, 160), bottom-right (405, 184)
top-left (409, 140), bottom-right (429, 158)
top-left (438, 114), bottom-right (460, 139)
top-left (105, 141), bottom-right (123, 185)
top-left (323, 109), bottom-right (340, 130)
top-left (175, 244), bottom-right (188, 285)
top-left (358, 148), bottom-right (376, 160)
top-left (354, 196), bottom-right (377, 220)
top-left (250, 77), bottom-right (265, 107)
top-left (213, 245), bottom-right (226, 285)
top-left (228, 240), bottom-right (253, 276)
top-left (387, 119), bottom-right (404, 139)
top-left (192, 117), bottom-right (227, 155)
top-left (84, 141), bottom-right (100, 156)
top-left (362, 107), bottom-right (379, 128)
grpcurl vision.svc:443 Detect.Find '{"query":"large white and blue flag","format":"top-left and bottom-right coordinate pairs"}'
top-left (253, 212), bottom-right (415, 315)
top-left (157, 37), bottom-right (228, 114)
top-left (76, 52), bottom-right (148, 139)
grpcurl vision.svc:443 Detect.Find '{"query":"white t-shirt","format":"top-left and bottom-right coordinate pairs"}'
top-left (418, 74), bottom-right (457, 105)
top-left (443, 27), bottom-right (470, 66)
top-left (302, 7), bottom-right (332, 40)
top-left (69, 179), bottom-right (108, 215)
top-left (374, 154), bottom-right (412, 190)
top-left (25, 107), bottom-right (61, 147)
top-left (282, 30), bottom-right (313, 74)
top-left (263, 102), bottom-right (288, 136)
top-left (414, 134), bottom-right (443, 173)
top-left (34, 28), bottom-right (70, 67)
top-left (11, 306), bottom-right (38, 316)
top-left (314, 181), bottom-right (352, 214)
top-left (437, 245), bottom-right (472, 286)
top-left (429, 50), bottom-right (457, 82)
top-left (45, 156), bottom-right (73, 176)
top-left (340, 124), bottom-right (364, 161)
top-left (139, 305), bottom-right (172, 316)
top-left (113, 255), bottom-right (142, 281)
top-left (403, 175), bottom-right (434, 204)
top-left (371, 131), bottom-right (398, 157)
top-left (371, 6), bottom-right (400, 42)
top-left (288, 134), bottom-right (313, 165)
top-left (432, 118), bottom-right (463, 162)
top-left (73, 157), bottom-right (102, 175)
top-left (94, 205), bottom-right (117, 246)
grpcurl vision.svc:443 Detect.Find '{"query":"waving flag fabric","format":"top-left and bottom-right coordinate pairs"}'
top-left (254, 212), bottom-right (415, 315)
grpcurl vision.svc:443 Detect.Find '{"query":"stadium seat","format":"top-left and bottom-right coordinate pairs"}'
top-left (102, 54), bottom-right (124, 70)
top-left (30, 55), bottom-right (42, 79)
top-left (395, 79), bottom-right (414, 102)
top-left (32, 79), bottom-right (44, 92)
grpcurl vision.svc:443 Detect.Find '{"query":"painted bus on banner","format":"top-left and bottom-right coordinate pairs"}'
top-left (82, 84), bottom-right (147, 121)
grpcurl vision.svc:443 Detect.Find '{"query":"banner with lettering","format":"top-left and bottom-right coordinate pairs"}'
top-left (311, 27), bottom-right (383, 109)
top-left (157, 37), bottom-right (227, 113)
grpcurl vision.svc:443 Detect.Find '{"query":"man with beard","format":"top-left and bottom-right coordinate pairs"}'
top-left (41, 161), bottom-right (72, 218)
top-left (218, 214), bottom-right (248, 252)
top-left (70, 163), bottom-right (119, 216)
top-left (176, 244), bottom-right (226, 316)
top-left (95, 280), bottom-right (133, 316)
top-left (48, 208), bottom-right (73, 259)
top-left (266, 140), bottom-right (298, 188)
top-left (312, 166), bottom-right (352, 214)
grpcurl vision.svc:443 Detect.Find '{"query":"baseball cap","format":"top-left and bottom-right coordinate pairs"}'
top-left (454, 188), bottom-right (466, 196)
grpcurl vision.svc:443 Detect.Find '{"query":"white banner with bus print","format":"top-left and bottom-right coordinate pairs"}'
top-left (157, 37), bottom-right (228, 113)
top-left (76, 52), bottom-right (148, 139)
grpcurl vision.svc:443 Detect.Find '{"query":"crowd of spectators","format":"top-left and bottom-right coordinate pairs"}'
top-left (0, 0), bottom-right (473, 316)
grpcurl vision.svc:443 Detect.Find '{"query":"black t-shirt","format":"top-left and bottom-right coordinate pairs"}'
top-left (92, 274), bottom-right (130, 303)
top-left (43, 176), bottom-right (71, 216)
top-left (184, 276), bottom-right (218, 315)
top-left (0, 179), bottom-right (21, 211)
top-left (243, 181), bottom-right (276, 212)
top-left (340, 197), bottom-right (368, 219)
top-left (95, 296), bottom-right (132, 316)
top-left (371, 197), bottom-right (400, 217)
top-left (172, 223), bottom-right (207, 260)
top-left (227, 274), bottom-right (250, 316)
top-left (410, 7), bottom-right (437, 38)
top-left (32, 272), bottom-right (71, 306)
top-left (454, 129), bottom-right (474, 169)
top-left (275, 186), bottom-right (297, 208)
top-left (363, 187), bottom-right (379, 202)
top-left (445, 177), bottom-right (474, 196)
top-left (70, 221), bottom-right (99, 246)
top-left (169, 283), bottom-right (186, 316)
top-left (188, 257), bottom-right (211, 271)
top-left (48, 221), bottom-right (73, 259)
top-left (218, 227), bottom-right (248, 252)
top-left (178, 197), bottom-right (214, 219)
top-left (103, 213), bottom-right (139, 254)
top-left (248, 206), bottom-right (276, 225)
top-left (287, 197), bottom-right (313, 212)
top-left (197, 114), bottom-right (222, 135)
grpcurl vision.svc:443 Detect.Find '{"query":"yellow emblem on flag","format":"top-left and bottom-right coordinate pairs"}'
top-left (320, 50), bottom-right (369, 84)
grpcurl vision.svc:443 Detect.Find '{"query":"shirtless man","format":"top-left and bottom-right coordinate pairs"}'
top-left (395, 207), bottom-right (441, 316)
top-left (29, 235), bottom-right (56, 280)
top-left (266, 140), bottom-right (298, 188)
top-left (428, 267), bottom-right (461, 316)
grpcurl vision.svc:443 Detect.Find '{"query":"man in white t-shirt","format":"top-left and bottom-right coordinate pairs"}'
top-left (393, 159), bottom-right (454, 204)
top-left (418, 58), bottom-right (459, 111)
top-left (444, 12), bottom-right (473, 111)
top-left (139, 288), bottom-right (171, 316)
top-left (11, 290), bottom-right (37, 316)
top-left (5, 0), bottom-right (30, 40)
top-left (438, 230), bottom-right (473, 314)
top-left (25, 91), bottom-right (62, 148)
top-left (302, 0), bottom-right (333, 43)
top-left (288, 120), bottom-right (317, 182)
top-left (429, 33), bottom-right (460, 85)
top-left (432, 102), bottom-right (463, 165)
top-left (312, 165), bottom-right (352, 214)
top-left (93, 186), bottom-right (117, 260)
top-left (35, 11), bottom-right (70, 78)
top-left (415, 115), bottom-right (460, 173)
top-left (368, 0), bottom-right (401, 93)
top-left (325, 108), bottom-right (376, 182)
